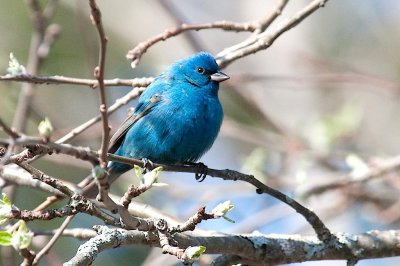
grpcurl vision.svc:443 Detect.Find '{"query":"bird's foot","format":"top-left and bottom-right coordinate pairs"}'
top-left (141, 158), bottom-right (154, 174)
top-left (186, 162), bottom-right (208, 182)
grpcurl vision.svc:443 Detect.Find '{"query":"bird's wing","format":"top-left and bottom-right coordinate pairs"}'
top-left (108, 93), bottom-right (162, 154)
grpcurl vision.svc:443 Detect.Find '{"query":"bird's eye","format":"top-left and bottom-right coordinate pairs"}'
top-left (196, 67), bottom-right (205, 74)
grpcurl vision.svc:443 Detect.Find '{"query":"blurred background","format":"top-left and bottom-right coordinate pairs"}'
top-left (1, 0), bottom-right (400, 265)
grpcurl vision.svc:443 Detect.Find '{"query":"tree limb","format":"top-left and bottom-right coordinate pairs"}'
top-left (63, 227), bottom-right (400, 265)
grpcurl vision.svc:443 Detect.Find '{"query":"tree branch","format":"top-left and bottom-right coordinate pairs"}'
top-left (301, 154), bottom-right (400, 197)
top-left (63, 227), bottom-right (400, 265)
top-left (106, 154), bottom-right (334, 242)
top-left (89, 0), bottom-right (109, 169)
top-left (126, 20), bottom-right (258, 68)
top-left (1, 135), bottom-right (333, 242)
top-left (217, 0), bottom-right (329, 68)
top-left (0, 74), bottom-right (153, 88)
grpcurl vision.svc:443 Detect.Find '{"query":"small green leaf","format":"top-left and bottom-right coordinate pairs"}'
top-left (0, 231), bottom-right (12, 246)
top-left (211, 200), bottom-right (235, 223)
top-left (11, 221), bottom-right (33, 250)
top-left (134, 165), bottom-right (143, 180)
top-left (184, 246), bottom-right (206, 262)
top-left (0, 193), bottom-right (12, 225)
top-left (141, 166), bottom-right (163, 187)
top-left (6, 53), bottom-right (26, 76)
top-left (38, 117), bottom-right (54, 138)
top-left (0, 193), bottom-right (11, 206)
top-left (91, 165), bottom-right (106, 180)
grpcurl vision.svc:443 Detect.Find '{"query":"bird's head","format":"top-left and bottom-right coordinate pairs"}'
top-left (171, 52), bottom-right (229, 89)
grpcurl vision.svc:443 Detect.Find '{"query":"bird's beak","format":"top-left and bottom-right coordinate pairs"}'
top-left (210, 71), bottom-right (230, 82)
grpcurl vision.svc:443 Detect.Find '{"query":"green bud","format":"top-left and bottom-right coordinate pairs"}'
top-left (141, 167), bottom-right (164, 187)
top-left (211, 200), bottom-right (235, 223)
top-left (184, 246), bottom-right (206, 262)
top-left (0, 193), bottom-right (12, 225)
top-left (6, 53), bottom-right (26, 76)
top-left (38, 117), bottom-right (54, 138)
top-left (92, 165), bottom-right (106, 180)
top-left (0, 231), bottom-right (12, 246)
top-left (11, 221), bottom-right (33, 250)
top-left (134, 165), bottom-right (144, 179)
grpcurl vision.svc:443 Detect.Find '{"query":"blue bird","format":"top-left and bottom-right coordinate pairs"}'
top-left (83, 52), bottom-right (229, 196)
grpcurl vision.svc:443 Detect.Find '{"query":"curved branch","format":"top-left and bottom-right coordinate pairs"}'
top-left (106, 154), bottom-right (333, 242)
top-left (1, 136), bottom-right (332, 242)
top-left (126, 21), bottom-right (258, 68)
top-left (217, 0), bottom-right (329, 68)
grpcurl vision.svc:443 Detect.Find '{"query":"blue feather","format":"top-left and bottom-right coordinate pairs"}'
top-left (108, 52), bottom-right (229, 179)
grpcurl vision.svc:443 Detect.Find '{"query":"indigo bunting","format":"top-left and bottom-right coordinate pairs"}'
top-left (83, 52), bottom-right (229, 195)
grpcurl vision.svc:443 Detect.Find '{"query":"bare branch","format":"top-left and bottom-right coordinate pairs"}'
top-left (0, 165), bottom-right (65, 196)
top-left (0, 117), bottom-right (20, 139)
top-left (89, 0), bottom-right (110, 169)
top-left (1, 135), bottom-right (334, 242)
top-left (64, 227), bottom-right (400, 265)
top-left (19, 248), bottom-right (36, 266)
top-left (301, 155), bottom-right (400, 197)
top-left (56, 86), bottom-right (147, 144)
top-left (34, 228), bottom-right (97, 240)
top-left (0, 136), bottom-right (99, 165)
top-left (8, 206), bottom-right (77, 221)
top-left (217, 0), bottom-right (329, 68)
top-left (106, 153), bottom-right (333, 242)
top-left (126, 20), bottom-right (258, 68)
top-left (16, 162), bottom-right (74, 197)
top-left (255, 0), bottom-right (289, 33)
top-left (0, 74), bottom-right (153, 88)
top-left (169, 207), bottom-right (214, 234)
top-left (64, 226), bottom-right (156, 266)
top-left (13, 0), bottom-right (60, 132)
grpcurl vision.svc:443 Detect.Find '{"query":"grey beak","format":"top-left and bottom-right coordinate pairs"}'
top-left (210, 71), bottom-right (229, 82)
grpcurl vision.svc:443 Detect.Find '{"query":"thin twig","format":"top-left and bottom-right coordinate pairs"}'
top-left (13, 0), bottom-right (59, 132)
top-left (32, 215), bottom-right (74, 265)
top-left (0, 117), bottom-right (20, 139)
top-left (56, 86), bottom-right (147, 144)
top-left (0, 136), bottom-right (99, 165)
top-left (16, 162), bottom-right (74, 197)
top-left (217, 0), bottom-right (329, 68)
top-left (169, 207), bottom-right (214, 234)
top-left (0, 117), bottom-right (21, 174)
top-left (254, 0), bottom-right (289, 33)
top-left (0, 74), bottom-right (153, 88)
top-left (89, 0), bottom-right (110, 169)
top-left (158, 0), bottom-right (206, 52)
top-left (126, 20), bottom-right (258, 68)
top-left (20, 248), bottom-right (36, 266)
top-left (301, 155), bottom-right (400, 197)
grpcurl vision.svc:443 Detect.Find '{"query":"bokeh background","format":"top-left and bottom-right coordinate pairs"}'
top-left (1, 0), bottom-right (400, 265)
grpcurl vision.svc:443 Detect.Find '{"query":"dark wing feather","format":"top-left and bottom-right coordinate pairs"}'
top-left (108, 94), bottom-right (162, 154)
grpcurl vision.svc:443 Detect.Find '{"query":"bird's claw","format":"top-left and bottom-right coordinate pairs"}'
top-left (141, 158), bottom-right (154, 174)
top-left (192, 162), bottom-right (208, 182)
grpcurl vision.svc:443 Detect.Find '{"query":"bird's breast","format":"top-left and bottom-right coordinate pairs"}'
top-left (159, 93), bottom-right (223, 162)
